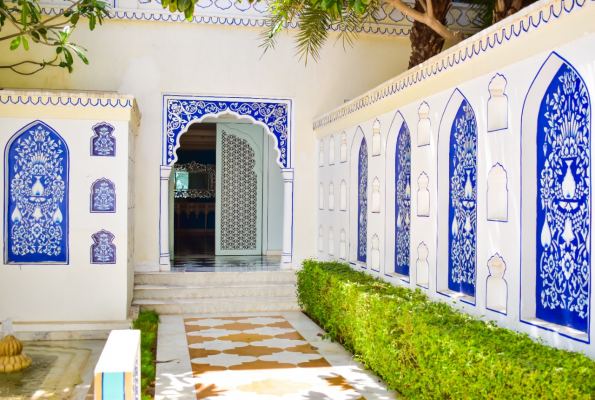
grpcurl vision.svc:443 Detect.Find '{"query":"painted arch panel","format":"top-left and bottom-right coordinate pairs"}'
top-left (448, 100), bottom-right (478, 296)
top-left (536, 62), bottom-right (591, 332)
top-left (5, 121), bottom-right (69, 264)
top-left (395, 122), bottom-right (411, 276)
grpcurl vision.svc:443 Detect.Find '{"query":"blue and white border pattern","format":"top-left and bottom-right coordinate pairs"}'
top-left (0, 92), bottom-right (141, 122)
top-left (313, 0), bottom-right (595, 130)
top-left (162, 95), bottom-right (293, 168)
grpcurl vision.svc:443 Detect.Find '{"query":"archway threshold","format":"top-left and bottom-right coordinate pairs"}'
top-left (172, 254), bottom-right (282, 272)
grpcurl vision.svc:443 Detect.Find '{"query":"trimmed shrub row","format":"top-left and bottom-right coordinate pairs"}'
top-left (132, 310), bottom-right (160, 400)
top-left (297, 260), bottom-right (595, 399)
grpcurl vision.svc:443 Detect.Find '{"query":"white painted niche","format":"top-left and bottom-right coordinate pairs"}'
top-left (487, 163), bottom-right (508, 222)
top-left (486, 254), bottom-right (507, 313)
top-left (340, 180), bottom-right (347, 211)
top-left (372, 177), bottom-right (381, 213)
top-left (372, 120), bottom-right (381, 156)
top-left (417, 102), bottom-right (431, 147)
top-left (318, 226), bottom-right (324, 252)
top-left (416, 242), bottom-right (429, 287)
top-left (487, 74), bottom-right (508, 132)
top-left (340, 229), bottom-right (346, 259)
top-left (319, 183), bottom-right (324, 210)
top-left (328, 227), bottom-right (334, 256)
top-left (329, 182), bottom-right (335, 211)
top-left (329, 136), bottom-right (335, 165)
top-left (340, 132), bottom-right (347, 163)
top-left (372, 234), bottom-right (380, 271)
top-left (417, 172), bottom-right (430, 217)
top-left (319, 140), bottom-right (324, 166)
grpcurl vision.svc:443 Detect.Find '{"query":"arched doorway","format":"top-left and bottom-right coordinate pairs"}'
top-left (160, 95), bottom-right (295, 271)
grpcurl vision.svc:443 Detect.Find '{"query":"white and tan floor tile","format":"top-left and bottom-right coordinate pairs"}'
top-left (156, 312), bottom-right (398, 400)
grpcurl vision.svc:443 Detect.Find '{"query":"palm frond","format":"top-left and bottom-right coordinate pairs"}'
top-left (294, 3), bottom-right (331, 63)
top-left (462, 0), bottom-right (495, 29)
top-left (259, 0), bottom-right (299, 55)
top-left (332, 1), bottom-right (380, 51)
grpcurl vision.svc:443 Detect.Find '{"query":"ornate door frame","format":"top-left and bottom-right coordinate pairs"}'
top-left (160, 94), bottom-right (294, 270)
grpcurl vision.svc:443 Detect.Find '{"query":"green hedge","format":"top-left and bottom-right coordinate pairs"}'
top-left (132, 310), bottom-right (160, 400)
top-left (297, 260), bottom-right (595, 399)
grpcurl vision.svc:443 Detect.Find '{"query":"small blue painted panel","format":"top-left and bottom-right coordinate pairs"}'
top-left (448, 100), bottom-right (478, 297)
top-left (357, 137), bottom-right (368, 263)
top-left (536, 62), bottom-right (591, 332)
top-left (165, 99), bottom-right (289, 167)
top-left (395, 122), bottom-right (411, 275)
top-left (91, 178), bottom-right (116, 213)
top-left (102, 372), bottom-right (125, 400)
top-left (5, 121), bottom-right (69, 264)
top-left (91, 122), bottom-right (116, 157)
top-left (91, 230), bottom-right (116, 264)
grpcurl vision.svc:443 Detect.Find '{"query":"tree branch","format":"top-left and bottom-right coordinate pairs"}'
top-left (426, 0), bottom-right (434, 19)
top-left (0, 0), bottom-right (83, 42)
top-left (0, 57), bottom-right (59, 75)
top-left (384, 0), bottom-right (462, 45)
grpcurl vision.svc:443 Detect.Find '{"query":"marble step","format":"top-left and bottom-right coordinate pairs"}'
top-left (132, 296), bottom-right (301, 314)
top-left (133, 283), bottom-right (296, 300)
top-left (134, 271), bottom-right (297, 285)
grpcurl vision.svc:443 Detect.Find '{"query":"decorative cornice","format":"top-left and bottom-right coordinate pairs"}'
top-left (37, 1), bottom-right (477, 37)
top-left (312, 0), bottom-right (593, 130)
top-left (0, 90), bottom-right (141, 123)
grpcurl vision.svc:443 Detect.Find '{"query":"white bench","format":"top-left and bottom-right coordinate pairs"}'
top-left (94, 330), bottom-right (141, 400)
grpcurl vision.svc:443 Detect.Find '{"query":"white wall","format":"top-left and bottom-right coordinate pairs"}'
top-left (0, 18), bottom-right (411, 269)
top-left (0, 108), bottom-right (136, 322)
top-left (315, 0), bottom-right (595, 357)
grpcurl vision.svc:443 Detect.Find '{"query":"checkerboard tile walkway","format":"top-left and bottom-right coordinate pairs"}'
top-left (184, 315), bottom-right (365, 399)
top-left (156, 312), bottom-right (396, 400)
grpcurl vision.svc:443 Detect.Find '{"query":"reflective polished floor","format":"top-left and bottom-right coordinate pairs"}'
top-left (172, 230), bottom-right (281, 272)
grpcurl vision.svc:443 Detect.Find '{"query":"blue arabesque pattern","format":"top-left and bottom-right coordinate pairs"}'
top-left (395, 122), bottom-right (411, 275)
top-left (448, 100), bottom-right (478, 297)
top-left (6, 121), bottom-right (69, 263)
top-left (357, 137), bottom-right (368, 263)
top-left (536, 62), bottom-right (591, 332)
top-left (165, 98), bottom-right (289, 167)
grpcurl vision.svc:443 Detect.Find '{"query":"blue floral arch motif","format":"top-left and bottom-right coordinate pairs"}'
top-left (357, 135), bottom-right (368, 264)
top-left (529, 53), bottom-right (591, 333)
top-left (4, 120), bottom-right (69, 264)
top-left (91, 229), bottom-right (116, 264)
top-left (395, 120), bottom-right (411, 276)
top-left (163, 95), bottom-right (293, 168)
top-left (447, 93), bottom-right (478, 297)
top-left (90, 178), bottom-right (116, 213)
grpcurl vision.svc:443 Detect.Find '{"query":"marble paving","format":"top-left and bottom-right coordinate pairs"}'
top-left (156, 312), bottom-right (398, 400)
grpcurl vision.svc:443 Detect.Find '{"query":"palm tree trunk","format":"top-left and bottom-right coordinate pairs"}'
top-left (408, 0), bottom-right (452, 69)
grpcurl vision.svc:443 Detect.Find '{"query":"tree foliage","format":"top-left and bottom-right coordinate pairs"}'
top-left (0, 0), bottom-right (110, 74)
top-left (261, 0), bottom-right (465, 65)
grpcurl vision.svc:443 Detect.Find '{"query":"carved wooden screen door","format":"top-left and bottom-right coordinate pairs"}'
top-left (215, 123), bottom-right (264, 255)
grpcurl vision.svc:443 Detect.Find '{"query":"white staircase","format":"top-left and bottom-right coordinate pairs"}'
top-left (132, 271), bottom-right (300, 314)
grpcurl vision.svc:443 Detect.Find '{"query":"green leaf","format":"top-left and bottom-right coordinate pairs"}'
top-left (56, 46), bottom-right (63, 54)
top-left (177, 0), bottom-right (189, 12)
top-left (22, 36), bottom-right (28, 50)
top-left (69, 45), bottom-right (89, 64)
top-left (71, 13), bottom-right (80, 25)
top-left (63, 48), bottom-right (73, 65)
top-left (10, 36), bottom-right (21, 50)
top-left (184, 5), bottom-right (193, 20)
top-left (89, 14), bottom-right (96, 30)
top-left (20, 3), bottom-right (29, 26)
top-left (162, 0), bottom-right (170, 9)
